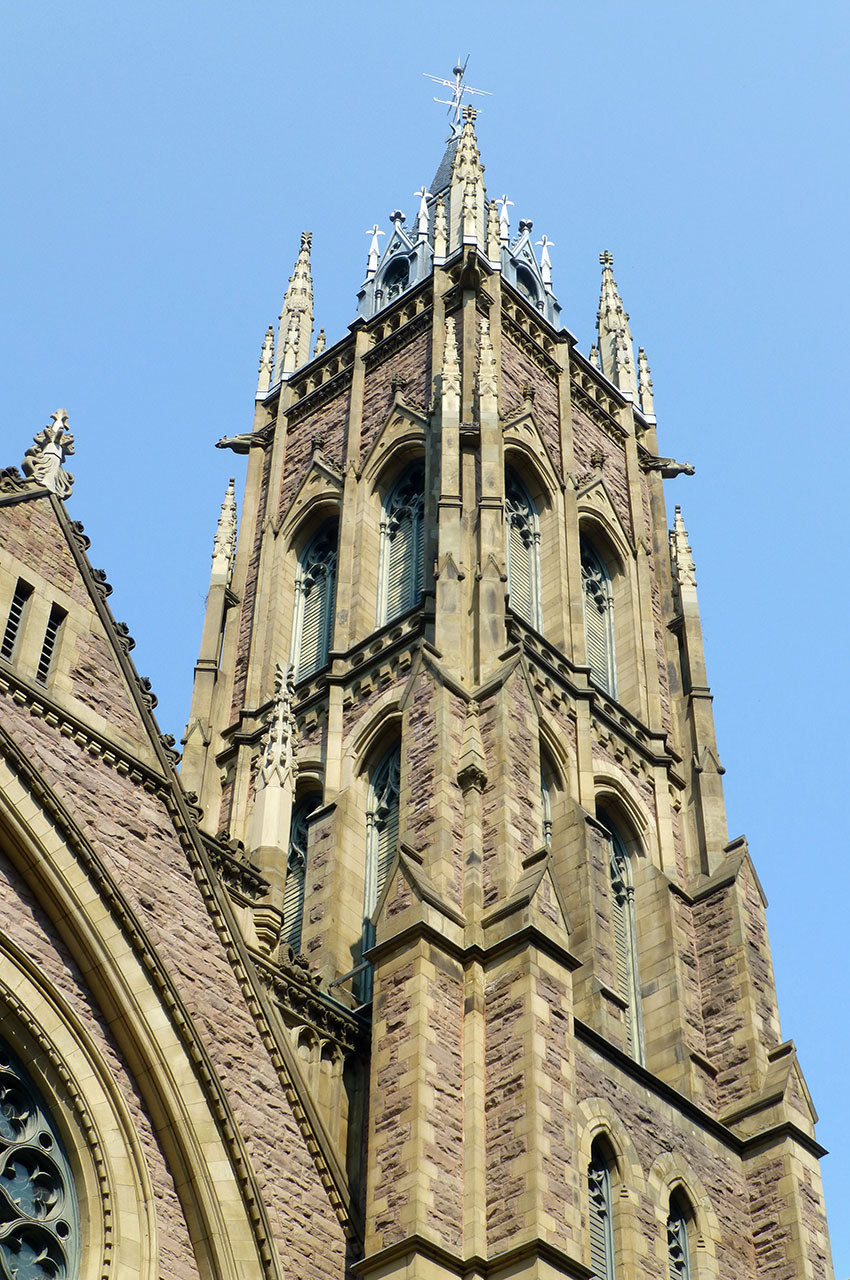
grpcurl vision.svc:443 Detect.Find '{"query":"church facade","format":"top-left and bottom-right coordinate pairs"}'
top-left (0, 107), bottom-right (834, 1279)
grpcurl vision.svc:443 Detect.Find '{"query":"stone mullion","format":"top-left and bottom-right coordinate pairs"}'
top-left (333, 328), bottom-right (370, 654)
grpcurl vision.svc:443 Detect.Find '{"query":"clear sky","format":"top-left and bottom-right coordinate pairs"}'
top-left (3, 0), bottom-right (849, 1268)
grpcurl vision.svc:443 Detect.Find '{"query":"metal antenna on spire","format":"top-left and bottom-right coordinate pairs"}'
top-left (424, 56), bottom-right (492, 138)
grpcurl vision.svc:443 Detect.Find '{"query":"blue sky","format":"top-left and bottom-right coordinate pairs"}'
top-left (3, 0), bottom-right (849, 1268)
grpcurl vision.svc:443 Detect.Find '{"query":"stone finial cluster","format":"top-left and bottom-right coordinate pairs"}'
top-left (669, 506), bottom-right (696, 587)
top-left (22, 410), bottom-right (75, 498)
top-left (211, 478), bottom-right (237, 579)
top-left (255, 664), bottom-right (298, 792)
top-left (275, 232), bottom-right (314, 381)
top-left (596, 251), bottom-right (638, 397)
top-left (478, 316), bottom-right (497, 399)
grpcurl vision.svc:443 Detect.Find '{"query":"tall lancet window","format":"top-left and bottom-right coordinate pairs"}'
top-left (541, 769), bottom-right (553, 849)
top-left (606, 824), bottom-right (644, 1063)
top-left (360, 744), bottom-right (401, 1000)
top-left (0, 1038), bottom-right (80, 1280)
top-left (505, 470), bottom-right (542, 629)
top-left (587, 1141), bottom-right (615, 1280)
top-left (379, 464), bottom-right (425, 624)
top-left (283, 793), bottom-right (321, 953)
top-left (291, 522), bottom-right (338, 680)
top-left (581, 539), bottom-right (617, 697)
top-left (667, 1194), bottom-right (692, 1280)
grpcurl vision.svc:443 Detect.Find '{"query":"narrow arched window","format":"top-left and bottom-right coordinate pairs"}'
top-left (581, 539), bottom-right (616, 696)
top-left (0, 1039), bottom-right (80, 1279)
top-left (383, 256), bottom-right (410, 301)
top-left (587, 1141), bottom-right (615, 1280)
top-left (380, 464), bottom-right (425, 624)
top-left (291, 522), bottom-right (338, 680)
top-left (607, 825), bottom-right (644, 1063)
top-left (667, 1193), bottom-right (692, 1280)
top-left (283, 793), bottom-right (321, 953)
top-left (541, 769), bottom-right (553, 849)
top-left (360, 744), bottom-right (401, 1002)
top-left (506, 470), bottom-right (542, 629)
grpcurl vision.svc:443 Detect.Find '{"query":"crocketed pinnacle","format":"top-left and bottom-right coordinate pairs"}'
top-left (275, 231), bottom-right (314, 380)
top-left (669, 505), bottom-right (696, 587)
top-left (638, 347), bottom-right (655, 417)
top-left (257, 325), bottom-right (274, 395)
top-left (449, 106), bottom-right (486, 251)
top-left (596, 250), bottom-right (638, 397)
top-left (211, 478), bottom-right (237, 583)
top-left (478, 316), bottom-right (498, 400)
top-left (442, 316), bottom-right (461, 395)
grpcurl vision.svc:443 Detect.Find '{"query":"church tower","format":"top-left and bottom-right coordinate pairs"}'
top-left (180, 103), bottom-right (835, 1279)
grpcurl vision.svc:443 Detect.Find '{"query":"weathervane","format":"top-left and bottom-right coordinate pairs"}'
top-left (424, 56), bottom-right (492, 139)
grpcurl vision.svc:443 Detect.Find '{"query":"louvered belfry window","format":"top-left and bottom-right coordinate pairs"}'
top-left (1, 579), bottom-right (33, 661)
top-left (380, 464), bottom-right (425, 624)
top-left (291, 522), bottom-right (338, 680)
top-left (587, 1143), bottom-right (615, 1280)
top-left (581, 539), bottom-right (616, 696)
top-left (667, 1196), bottom-right (692, 1280)
top-left (608, 827), bottom-right (644, 1063)
top-left (283, 794), bottom-right (320, 954)
top-left (505, 470), bottom-right (542, 629)
top-left (359, 744), bottom-right (401, 1003)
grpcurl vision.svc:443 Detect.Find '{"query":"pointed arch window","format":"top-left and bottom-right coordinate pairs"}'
top-left (283, 793), bottom-right (321, 953)
top-left (541, 768), bottom-right (553, 850)
top-left (506, 470), bottom-right (542, 630)
top-left (291, 522), bottom-right (338, 680)
top-left (667, 1193), bottom-right (692, 1280)
top-left (379, 464), bottom-right (425, 624)
top-left (607, 825), bottom-right (644, 1063)
top-left (587, 1141), bottom-right (615, 1280)
top-left (0, 1039), bottom-right (80, 1280)
top-left (382, 256), bottom-right (410, 302)
top-left (581, 539), bottom-right (617, 697)
top-left (360, 743), bottom-right (401, 1001)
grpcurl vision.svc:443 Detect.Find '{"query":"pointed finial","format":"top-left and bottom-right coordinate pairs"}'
top-left (486, 199), bottom-right (500, 259)
top-left (390, 209), bottom-right (406, 230)
top-left (638, 347), bottom-right (655, 417)
top-left (22, 410), bottom-right (75, 498)
top-left (433, 197), bottom-right (448, 257)
top-left (670, 506), bottom-right (696, 587)
top-left (442, 316), bottom-right (461, 394)
top-left (414, 188), bottom-right (432, 240)
top-left (365, 224), bottom-right (385, 279)
top-left (478, 315), bottom-right (498, 399)
top-left (498, 195), bottom-right (513, 244)
top-left (256, 664), bottom-right (299, 791)
top-left (211, 478), bottom-right (238, 580)
top-left (257, 325), bottom-right (275, 395)
top-left (589, 344), bottom-right (600, 369)
top-left (536, 236), bottom-right (554, 288)
top-left (596, 249), bottom-right (638, 397)
top-left (313, 328), bottom-right (326, 358)
top-left (275, 232), bottom-right (314, 379)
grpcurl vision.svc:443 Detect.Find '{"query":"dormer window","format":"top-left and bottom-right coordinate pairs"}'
top-left (383, 257), bottom-right (410, 302)
top-left (515, 266), bottom-right (538, 304)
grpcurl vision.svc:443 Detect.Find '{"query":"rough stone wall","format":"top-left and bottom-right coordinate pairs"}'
top-left (0, 845), bottom-right (202, 1280)
top-left (403, 671), bottom-right (437, 855)
top-left (479, 674), bottom-right (538, 909)
top-left (231, 443), bottom-right (272, 718)
top-left (360, 332), bottom-right (432, 460)
top-left (575, 1048), bottom-right (757, 1278)
top-left (0, 495), bottom-right (89, 606)
top-left (499, 333), bottom-right (562, 481)
top-left (572, 407), bottom-right (632, 540)
top-left (279, 389), bottom-right (351, 519)
top-left (1, 691), bottom-right (347, 1280)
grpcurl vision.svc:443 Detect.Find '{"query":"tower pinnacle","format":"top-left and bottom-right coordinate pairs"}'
top-left (596, 250), bottom-right (638, 398)
top-left (275, 232), bottom-right (314, 381)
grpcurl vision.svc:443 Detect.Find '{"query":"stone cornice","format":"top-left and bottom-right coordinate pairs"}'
top-left (355, 1230), bottom-right (592, 1280)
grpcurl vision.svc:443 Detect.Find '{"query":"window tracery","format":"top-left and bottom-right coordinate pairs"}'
top-left (505, 470), bottom-right (542, 629)
top-left (379, 465), bottom-right (425, 624)
top-left (291, 522), bottom-right (338, 680)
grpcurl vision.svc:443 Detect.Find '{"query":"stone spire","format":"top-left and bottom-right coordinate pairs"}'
top-left (257, 325), bottom-right (274, 396)
top-left (433, 198), bottom-right (448, 258)
top-left (211, 478), bottom-right (237, 584)
top-left (449, 106), bottom-right (486, 251)
top-left (669, 506), bottom-right (696, 587)
top-left (486, 198), bottom-right (500, 260)
top-left (638, 346), bottom-right (655, 418)
top-left (275, 232), bottom-right (314, 381)
top-left (22, 410), bottom-right (75, 498)
top-left (596, 250), bottom-right (638, 398)
top-left (313, 328), bottom-right (326, 358)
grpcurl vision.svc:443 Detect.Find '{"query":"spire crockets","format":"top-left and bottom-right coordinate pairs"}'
top-left (638, 346), bottom-right (655, 418)
top-left (449, 106), bottom-right (486, 251)
top-left (669, 506), bottom-right (696, 587)
top-left (596, 251), bottom-right (638, 398)
top-left (274, 232), bottom-right (314, 381)
top-left (257, 325), bottom-right (274, 396)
